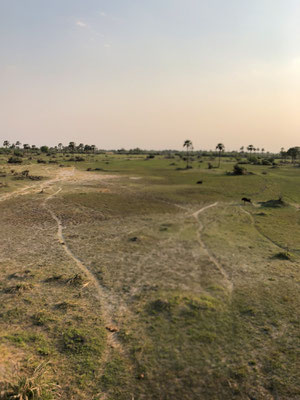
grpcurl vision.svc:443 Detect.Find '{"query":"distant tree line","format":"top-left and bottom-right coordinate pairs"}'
top-left (1, 140), bottom-right (300, 165)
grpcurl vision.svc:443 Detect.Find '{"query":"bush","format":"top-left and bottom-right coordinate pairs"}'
top-left (13, 150), bottom-right (23, 157)
top-left (248, 156), bottom-right (258, 164)
top-left (7, 156), bottom-right (22, 164)
top-left (272, 251), bottom-right (293, 261)
top-left (262, 159), bottom-right (272, 165)
top-left (260, 197), bottom-right (287, 208)
top-left (232, 164), bottom-right (247, 175)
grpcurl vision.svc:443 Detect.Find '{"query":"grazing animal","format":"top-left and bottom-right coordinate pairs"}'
top-left (242, 197), bottom-right (252, 204)
top-left (196, 180), bottom-right (203, 184)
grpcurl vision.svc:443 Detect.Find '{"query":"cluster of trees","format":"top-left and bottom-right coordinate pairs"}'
top-left (239, 145), bottom-right (266, 154)
top-left (280, 147), bottom-right (300, 163)
top-left (1, 141), bottom-right (98, 154)
top-left (182, 140), bottom-right (300, 169)
top-left (2, 139), bottom-right (300, 166)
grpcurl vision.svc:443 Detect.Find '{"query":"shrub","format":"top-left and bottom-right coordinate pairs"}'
top-left (13, 150), bottom-right (23, 157)
top-left (260, 197), bottom-right (287, 208)
top-left (232, 164), bottom-right (247, 175)
top-left (262, 159), bottom-right (272, 165)
top-left (272, 251), bottom-right (293, 261)
top-left (7, 156), bottom-right (22, 164)
top-left (248, 156), bottom-right (258, 164)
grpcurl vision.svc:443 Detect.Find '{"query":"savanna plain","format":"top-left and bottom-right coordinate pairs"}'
top-left (0, 153), bottom-right (299, 400)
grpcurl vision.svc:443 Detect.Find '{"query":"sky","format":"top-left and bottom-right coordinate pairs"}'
top-left (0, 0), bottom-right (300, 151)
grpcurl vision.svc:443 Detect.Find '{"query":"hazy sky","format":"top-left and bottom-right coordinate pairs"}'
top-left (1, 0), bottom-right (300, 151)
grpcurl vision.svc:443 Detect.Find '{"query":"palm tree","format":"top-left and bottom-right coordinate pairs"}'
top-left (247, 145), bottom-right (254, 154)
top-left (15, 141), bottom-right (21, 149)
top-left (3, 140), bottom-right (10, 149)
top-left (240, 146), bottom-right (244, 153)
top-left (183, 140), bottom-right (193, 169)
top-left (216, 143), bottom-right (225, 167)
top-left (23, 144), bottom-right (30, 155)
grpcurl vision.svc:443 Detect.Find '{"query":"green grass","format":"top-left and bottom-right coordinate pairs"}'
top-left (0, 154), bottom-right (299, 399)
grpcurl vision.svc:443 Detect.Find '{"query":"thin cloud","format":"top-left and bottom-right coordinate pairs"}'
top-left (99, 12), bottom-right (107, 17)
top-left (104, 43), bottom-right (111, 48)
top-left (76, 20), bottom-right (87, 28)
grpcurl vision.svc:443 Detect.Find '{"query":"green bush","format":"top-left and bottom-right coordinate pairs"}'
top-left (8, 156), bottom-right (22, 164)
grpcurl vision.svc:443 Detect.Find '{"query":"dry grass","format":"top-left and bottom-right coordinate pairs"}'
top-left (0, 362), bottom-right (59, 400)
top-left (0, 156), bottom-right (299, 399)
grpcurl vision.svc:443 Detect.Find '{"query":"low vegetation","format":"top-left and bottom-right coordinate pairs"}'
top-left (0, 150), bottom-right (299, 399)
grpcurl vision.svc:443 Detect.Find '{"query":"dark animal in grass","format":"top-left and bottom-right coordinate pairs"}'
top-left (129, 236), bottom-right (138, 242)
top-left (196, 180), bottom-right (203, 184)
top-left (242, 197), bottom-right (252, 204)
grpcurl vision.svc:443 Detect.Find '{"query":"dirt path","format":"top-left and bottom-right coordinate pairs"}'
top-left (193, 202), bottom-right (233, 294)
top-left (0, 168), bottom-right (75, 203)
top-left (1, 166), bottom-right (125, 352)
top-left (41, 179), bottom-right (125, 355)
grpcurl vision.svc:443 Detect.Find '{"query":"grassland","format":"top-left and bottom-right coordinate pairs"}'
top-left (0, 153), bottom-right (299, 399)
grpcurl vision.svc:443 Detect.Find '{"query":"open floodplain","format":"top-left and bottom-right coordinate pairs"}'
top-left (0, 154), bottom-right (299, 400)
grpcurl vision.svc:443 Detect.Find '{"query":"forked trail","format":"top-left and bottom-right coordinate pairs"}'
top-left (193, 202), bottom-right (233, 294)
top-left (0, 167), bottom-right (75, 203)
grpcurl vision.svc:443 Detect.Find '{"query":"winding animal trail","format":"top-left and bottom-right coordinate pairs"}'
top-left (193, 202), bottom-right (233, 294)
top-left (0, 183), bottom-right (36, 203)
top-left (42, 182), bottom-right (124, 351)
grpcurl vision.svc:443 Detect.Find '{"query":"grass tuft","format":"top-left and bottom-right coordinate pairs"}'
top-left (0, 362), bottom-right (59, 400)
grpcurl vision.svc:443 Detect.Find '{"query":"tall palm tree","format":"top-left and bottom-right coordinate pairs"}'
top-left (216, 143), bottom-right (225, 167)
top-left (3, 140), bottom-right (10, 149)
top-left (247, 145), bottom-right (254, 154)
top-left (183, 140), bottom-right (193, 169)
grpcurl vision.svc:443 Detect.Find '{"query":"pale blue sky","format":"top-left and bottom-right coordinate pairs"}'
top-left (1, 0), bottom-right (300, 150)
